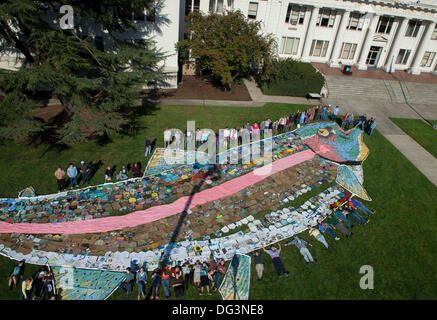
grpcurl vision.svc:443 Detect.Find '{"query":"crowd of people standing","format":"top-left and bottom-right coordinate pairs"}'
top-left (118, 258), bottom-right (227, 300)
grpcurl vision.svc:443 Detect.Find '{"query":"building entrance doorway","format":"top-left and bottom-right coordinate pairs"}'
top-left (366, 46), bottom-right (382, 67)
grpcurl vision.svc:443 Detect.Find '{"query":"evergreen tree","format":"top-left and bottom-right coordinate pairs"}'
top-left (0, 0), bottom-right (166, 144)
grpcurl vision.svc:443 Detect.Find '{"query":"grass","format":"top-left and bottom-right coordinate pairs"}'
top-left (0, 103), bottom-right (312, 198)
top-left (0, 104), bottom-right (437, 299)
top-left (390, 118), bottom-right (437, 158)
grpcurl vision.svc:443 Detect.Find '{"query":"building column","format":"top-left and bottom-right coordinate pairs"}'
top-left (383, 17), bottom-right (409, 73)
top-left (356, 13), bottom-right (380, 70)
top-left (409, 21), bottom-right (437, 75)
top-left (300, 6), bottom-right (320, 62)
top-left (329, 10), bottom-right (351, 68)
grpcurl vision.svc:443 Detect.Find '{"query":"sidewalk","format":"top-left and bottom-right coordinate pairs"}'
top-left (158, 78), bottom-right (320, 107)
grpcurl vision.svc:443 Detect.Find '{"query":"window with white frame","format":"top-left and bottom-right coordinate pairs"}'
top-left (420, 51), bottom-right (436, 67)
top-left (405, 20), bottom-right (422, 37)
top-left (376, 16), bottom-right (394, 34)
top-left (185, 0), bottom-right (200, 16)
top-left (248, 2), bottom-right (258, 20)
top-left (431, 25), bottom-right (437, 40)
top-left (339, 43), bottom-right (358, 60)
top-left (316, 8), bottom-right (337, 28)
top-left (346, 12), bottom-right (365, 30)
top-left (285, 4), bottom-right (306, 25)
top-left (396, 49), bottom-right (411, 65)
top-left (310, 40), bottom-right (329, 57)
top-left (209, 0), bottom-right (224, 12)
top-left (280, 37), bottom-right (300, 55)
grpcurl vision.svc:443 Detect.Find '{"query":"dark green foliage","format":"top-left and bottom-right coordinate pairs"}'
top-left (177, 10), bottom-right (276, 90)
top-left (258, 58), bottom-right (325, 97)
top-left (0, 0), bottom-right (164, 144)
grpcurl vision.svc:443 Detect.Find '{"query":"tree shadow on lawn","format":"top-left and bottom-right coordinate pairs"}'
top-left (118, 97), bottom-right (161, 138)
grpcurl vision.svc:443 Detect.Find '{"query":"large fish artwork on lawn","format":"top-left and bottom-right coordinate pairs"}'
top-left (296, 122), bottom-right (371, 201)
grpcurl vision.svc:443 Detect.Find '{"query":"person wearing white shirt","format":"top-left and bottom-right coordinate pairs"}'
top-left (163, 127), bottom-right (171, 148)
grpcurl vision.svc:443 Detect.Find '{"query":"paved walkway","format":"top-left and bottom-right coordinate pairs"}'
top-left (158, 77), bottom-right (437, 187)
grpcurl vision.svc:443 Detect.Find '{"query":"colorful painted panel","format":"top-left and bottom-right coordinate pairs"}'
top-left (296, 122), bottom-right (368, 164)
top-left (336, 165), bottom-right (371, 201)
top-left (219, 253), bottom-right (251, 300)
top-left (51, 266), bottom-right (125, 300)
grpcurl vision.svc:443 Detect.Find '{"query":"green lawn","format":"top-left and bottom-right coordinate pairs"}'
top-left (0, 105), bottom-right (437, 300)
top-left (0, 103), bottom-right (311, 198)
top-left (391, 118), bottom-right (437, 158)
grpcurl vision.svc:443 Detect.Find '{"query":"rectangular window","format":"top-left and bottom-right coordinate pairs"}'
top-left (285, 4), bottom-right (306, 25)
top-left (248, 2), bottom-right (258, 20)
top-left (405, 20), bottom-right (422, 37)
top-left (396, 49), bottom-right (411, 65)
top-left (346, 12), bottom-right (364, 30)
top-left (280, 37), bottom-right (300, 55)
top-left (310, 40), bottom-right (329, 57)
top-left (316, 8), bottom-right (337, 28)
top-left (432, 25), bottom-right (437, 40)
top-left (339, 43), bottom-right (358, 60)
top-left (209, 0), bottom-right (223, 13)
top-left (376, 16), bottom-right (394, 34)
top-left (420, 51), bottom-right (436, 67)
top-left (186, 0), bottom-right (200, 15)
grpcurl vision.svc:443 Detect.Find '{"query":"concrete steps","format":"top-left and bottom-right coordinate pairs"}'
top-left (326, 75), bottom-right (437, 105)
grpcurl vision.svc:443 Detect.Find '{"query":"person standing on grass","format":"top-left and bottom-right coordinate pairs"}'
top-left (41, 273), bottom-right (55, 300)
top-left (299, 111), bottom-right (305, 127)
top-left (8, 260), bottom-right (25, 291)
top-left (145, 137), bottom-right (152, 157)
top-left (79, 161), bottom-right (90, 185)
top-left (137, 267), bottom-right (147, 300)
top-left (355, 115), bottom-right (367, 131)
top-left (171, 266), bottom-right (185, 300)
top-left (251, 251), bottom-right (264, 281)
top-left (119, 267), bottom-right (135, 295)
top-left (150, 268), bottom-right (161, 300)
top-left (332, 106), bottom-right (339, 121)
top-left (54, 166), bottom-right (66, 193)
top-left (199, 262), bottom-right (212, 296)
top-left (164, 127), bottom-right (171, 148)
top-left (132, 162), bottom-right (142, 178)
top-left (213, 260), bottom-right (226, 291)
top-left (341, 113), bottom-right (348, 129)
top-left (160, 264), bottom-right (172, 300)
top-left (67, 163), bottom-right (78, 189)
top-left (308, 225), bottom-right (330, 249)
top-left (20, 278), bottom-right (33, 300)
top-left (262, 244), bottom-right (289, 277)
top-left (368, 118), bottom-right (376, 136)
top-left (193, 261), bottom-right (201, 288)
top-left (327, 214), bottom-right (354, 239)
top-left (182, 263), bottom-right (192, 290)
top-left (285, 236), bottom-right (317, 265)
top-left (104, 166), bottom-right (113, 182)
top-left (317, 220), bottom-right (340, 240)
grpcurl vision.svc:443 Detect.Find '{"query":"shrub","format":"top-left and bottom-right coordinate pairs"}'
top-left (258, 58), bottom-right (325, 97)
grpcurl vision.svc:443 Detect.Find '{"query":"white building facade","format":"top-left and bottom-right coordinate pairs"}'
top-left (223, 0), bottom-right (437, 75)
top-left (2, 0), bottom-right (437, 90)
